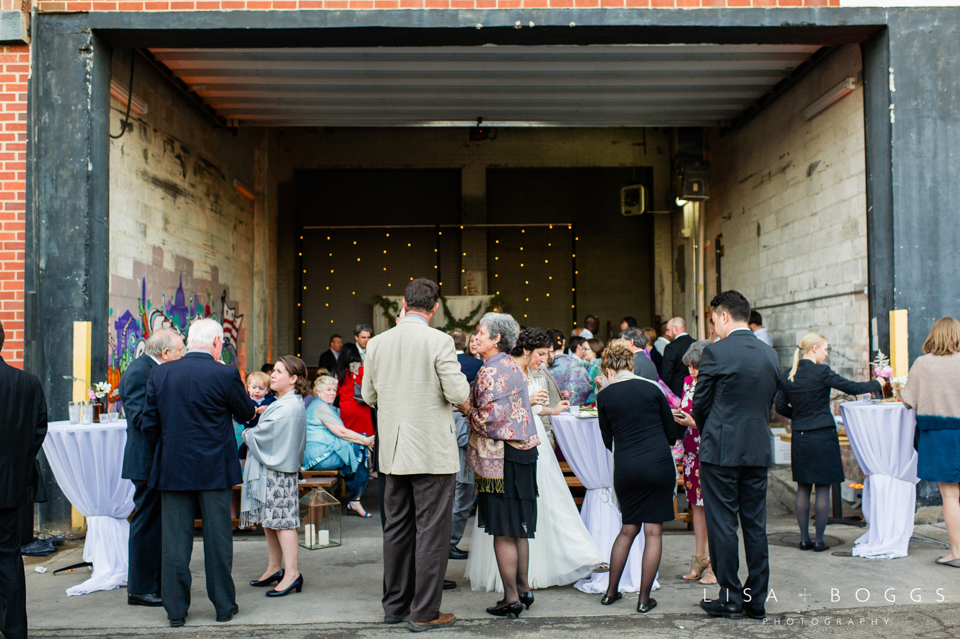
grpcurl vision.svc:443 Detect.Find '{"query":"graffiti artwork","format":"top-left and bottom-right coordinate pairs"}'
top-left (107, 275), bottom-right (243, 403)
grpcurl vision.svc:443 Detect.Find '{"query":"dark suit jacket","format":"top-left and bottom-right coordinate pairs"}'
top-left (318, 349), bottom-right (341, 376)
top-left (0, 356), bottom-right (48, 509)
top-left (632, 351), bottom-right (659, 382)
top-left (692, 329), bottom-right (781, 467)
top-left (776, 360), bottom-right (880, 431)
top-left (120, 354), bottom-right (158, 481)
top-left (649, 346), bottom-right (664, 374)
top-left (662, 334), bottom-right (695, 396)
top-left (142, 351), bottom-right (256, 491)
top-left (457, 353), bottom-right (482, 384)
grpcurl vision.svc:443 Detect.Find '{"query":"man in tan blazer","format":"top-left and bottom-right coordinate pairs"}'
top-left (362, 278), bottom-right (470, 632)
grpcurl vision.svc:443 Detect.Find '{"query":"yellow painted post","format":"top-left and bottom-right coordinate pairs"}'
top-left (71, 321), bottom-right (92, 533)
top-left (72, 321), bottom-right (92, 402)
top-left (889, 309), bottom-right (909, 377)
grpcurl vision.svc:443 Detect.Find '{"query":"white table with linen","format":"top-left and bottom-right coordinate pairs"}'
top-left (552, 413), bottom-right (659, 594)
top-left (41, 420), bottom-right (135, 595)
top-left (839, 401), bottom-right (919, 559)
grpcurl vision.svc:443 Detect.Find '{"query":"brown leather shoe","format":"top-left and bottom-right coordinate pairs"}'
top-left (407, 612), bottom-right (456, 632)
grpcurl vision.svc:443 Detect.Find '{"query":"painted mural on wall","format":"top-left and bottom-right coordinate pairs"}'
top-left (107, 274), bottom-right (243, 401)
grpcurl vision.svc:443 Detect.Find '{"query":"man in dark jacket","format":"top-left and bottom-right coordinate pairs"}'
top-left (119, 328), bottom-right (184, 607)
top-left (142, 319), bottom-right (256, 628)
top-left (693, 291), bottom-right (781, 621)
top-left (0, 322), bottom-right (48, 639)
top-left (661, 317), bottom-right (695, 396)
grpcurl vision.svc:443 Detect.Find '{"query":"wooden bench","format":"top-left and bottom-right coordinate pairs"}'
top-left (299, 470), bottom-right (340, 497)
top-left (559, 462), bottom-right (585, 506)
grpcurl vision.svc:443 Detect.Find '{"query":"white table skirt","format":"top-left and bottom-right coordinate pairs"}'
top-left (840, 401), bottom-right (919, 559)
top-left (552, 414), bottom-right (659, 594)
top-left (42, 420), bottom-right (135, 595)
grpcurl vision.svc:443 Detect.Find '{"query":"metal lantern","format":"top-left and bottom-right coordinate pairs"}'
top-left (299, 488), bottom-right (341, 550)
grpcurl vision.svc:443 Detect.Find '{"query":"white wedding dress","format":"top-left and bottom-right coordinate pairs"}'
top-left (465, 376), bottom-right (602, 592)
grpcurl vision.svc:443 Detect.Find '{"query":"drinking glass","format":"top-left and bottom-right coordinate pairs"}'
top-left (108, 412), bottom-right (119, 422)
top-left (80, 402), bottom-right (93, 425)
top-left (68, 401), bottom-right (81, 424)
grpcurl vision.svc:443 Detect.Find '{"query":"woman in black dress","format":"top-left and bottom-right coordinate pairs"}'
top-left (775, 332), bottom-right (884, 551)
top-left (597, 342), bottom-right (683, 613)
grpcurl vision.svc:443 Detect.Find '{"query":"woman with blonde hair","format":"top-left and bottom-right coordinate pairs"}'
top-left (775, 333), bottom-right (884, 551)
top-left (597, 342), bottom-right (682, 613)
top-left (901, 317), bottom-right (960, 566)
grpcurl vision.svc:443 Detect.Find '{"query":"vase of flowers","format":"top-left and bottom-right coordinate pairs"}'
top-left (872, 351), bottom-right (894, 399)
top-left (89, 382), bottom-right (112, 422)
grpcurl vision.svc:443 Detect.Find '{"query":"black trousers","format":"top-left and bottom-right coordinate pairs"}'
top-left (160, 489), bottom-right (235, 621)
top-left (128, 479), bottom-right (162, 595)
top-left (700, 463), bottom-right (770, 608)
top-left (382, 473), bottom-right (455, 623)
top-left (0, 507), bottom-right (26, 639)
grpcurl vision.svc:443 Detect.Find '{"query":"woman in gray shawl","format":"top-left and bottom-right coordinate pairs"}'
top-left (241, 355), bottom-right (308, 597)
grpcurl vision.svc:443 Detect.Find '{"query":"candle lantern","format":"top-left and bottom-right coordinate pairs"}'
top-left (299, 488), bottom-right (342, 550)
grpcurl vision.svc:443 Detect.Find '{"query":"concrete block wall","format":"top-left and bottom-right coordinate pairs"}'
top-left (33, 0), bottom-right (841, 9)
top-left (0, 44), bottom-right (27, 367)
top-left (108, 50), bottom-right (258, 381)
top-left (705, 44), bottom-right (871, 380)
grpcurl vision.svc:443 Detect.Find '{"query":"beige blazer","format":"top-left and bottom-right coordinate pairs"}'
top-left (361, 316), bottom-right (471, 475)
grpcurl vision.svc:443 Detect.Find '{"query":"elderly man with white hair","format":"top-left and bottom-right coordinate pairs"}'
top-left (120, 328), bottom-right (184, 608)
top-left (142, 318), bottom-right (257, 628)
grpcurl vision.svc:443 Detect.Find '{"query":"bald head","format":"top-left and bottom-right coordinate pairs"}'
top-left (145, 328), bottom-right (184, 363)
top-left (665, 317), bottom-right (686, 340)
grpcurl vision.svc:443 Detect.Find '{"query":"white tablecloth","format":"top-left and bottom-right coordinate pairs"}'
top-left (42, 420), bottom-right (135, 595)
top-left (552, 414), bottom-right (659, 594)
top-left (840, 401), bottom-right (919, 559)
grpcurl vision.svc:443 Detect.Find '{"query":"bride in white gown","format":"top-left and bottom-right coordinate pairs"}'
top-left (466, 329), bottom-right (603, 592)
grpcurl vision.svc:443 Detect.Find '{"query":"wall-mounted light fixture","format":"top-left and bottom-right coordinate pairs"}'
top-left (802, 77), bottom-right (858, 121)
top-left (233, 179), bottom-right (255, 200)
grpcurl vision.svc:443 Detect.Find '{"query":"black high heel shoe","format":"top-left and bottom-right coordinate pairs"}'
top-left (250, 569), bottom-right (284, 587)
top-left (637, 597), bottom-right (657, 614)
top-left (486, 599), bottom-right (523, 618)
top-left (518, 591), bottom-right (534, 610)
top-left (601, 592), bottom-right (622, 606)
top-left (798, 540), bottom-right (814, 551)
top-left (266, 574), bottom-right (303, 597)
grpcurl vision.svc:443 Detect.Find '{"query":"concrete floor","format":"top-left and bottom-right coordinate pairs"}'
top-left (22, 482), bottom-right (958, 638)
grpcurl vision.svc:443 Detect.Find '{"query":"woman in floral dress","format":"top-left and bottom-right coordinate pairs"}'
top-left (672, 340), bottom-right (716, 585)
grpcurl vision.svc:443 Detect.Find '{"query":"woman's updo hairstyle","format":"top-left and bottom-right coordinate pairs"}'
top-left (601, 342), bottom-right (635, 374)
top-left (510, 327), bottom-right (552, 357)
top-left (277, 355), bottom-right (312, 397)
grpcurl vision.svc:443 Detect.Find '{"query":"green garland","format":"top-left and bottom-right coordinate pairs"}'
top-left (371, 293), bottom-right (506, 332)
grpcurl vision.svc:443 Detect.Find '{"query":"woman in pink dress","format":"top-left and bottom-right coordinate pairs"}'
top-left (673, 340), bottom-right (716, 585)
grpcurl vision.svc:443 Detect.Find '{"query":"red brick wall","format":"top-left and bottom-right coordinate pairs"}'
top-left (0, 45), bottom-right (26, 369)
top-left (36, 0), bottom-right (839, 8)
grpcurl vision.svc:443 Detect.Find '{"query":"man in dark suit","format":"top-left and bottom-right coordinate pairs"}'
top-left (620, 327), bottom-right (659, 382)
top-left (341, 324), bottom-right (373, 364)
top-left (142, 319), bottom-right (256, 628)
top-left (448, 329), bottom-right (481, 384)
top-left (447, 329), bottom-right (479, 563)
top-left (661, 317), bottom-right (695, 396)
top-left (0, 321), bottom-right (47, 639)
top-left (317, 334), bottom-right (343, 376)
top-left (119, 328), bottom-right (184, 607)
top-left (693, 291), bottom-right (781, 620)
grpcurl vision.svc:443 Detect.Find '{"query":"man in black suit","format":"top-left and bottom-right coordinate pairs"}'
top-left (693, 291), bottom-right (781, 620)
top-left (661, 317), bottom-right (695, 396)
top-left (0, 321), bottom-right (47, 639)
top-left (119, 328), bottom-right (184, 608)
top-left (448, 329), bottom-right (481, 384)
top-left (142, 319), bottom-right (256, 628)
top-left (317, 334), bottom-right (343, 376)
top-left (341, 324), bottom-right (373, 364)
top-left (447, 329), bottom-right (479, 563)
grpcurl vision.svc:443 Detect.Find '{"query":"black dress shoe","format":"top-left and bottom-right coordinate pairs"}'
top-left (813, 541), bottom-right (829, 552)
top-left (169, 618), bottom-right (185, 627)
top-left (518, 590), bottom-right (534, 610)
top-left (486, 599), bottom-right (523, 618)
top-left (637, 597), bottom-right (657, 614)
top-left (266, 574), bottom-right (303, 597)
top-left (744, 606), bottom-right (766, 620)
top-left (384, 610), bottom-right (410, 624)
top-left (443, 580), bottom-right (457, 590)
top-left (128, 592), bottom-right (162, 607)
top-left (216, 603), bottom-right (239, 622)
top-left (799, 539), bottom-right (814, 551)
top-left (250, 569), bottom-right (284, 587)
top-left (700, 598), bottom-right (743, 619)
top-left (600, 592), bottom-right (622, 606)
top-left (449, 546), bottom-right (469, 560)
